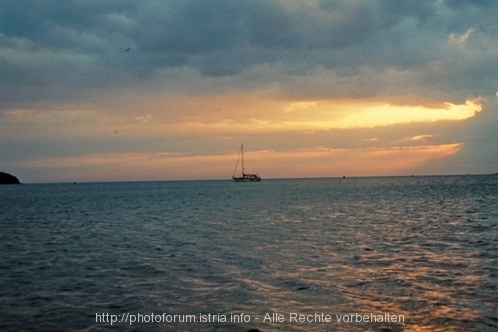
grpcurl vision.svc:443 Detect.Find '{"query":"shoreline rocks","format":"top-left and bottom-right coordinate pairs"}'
top-left (0, 172), bottom-right (21, 184)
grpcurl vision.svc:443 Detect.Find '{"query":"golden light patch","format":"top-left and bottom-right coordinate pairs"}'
top-left (176, 98), bottom-right (481, 132)
top-left (334, 100), bottom-right (480, 129)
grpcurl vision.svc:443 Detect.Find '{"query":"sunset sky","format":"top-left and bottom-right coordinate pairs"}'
top-left (1, 0), bottom-right (497, 183)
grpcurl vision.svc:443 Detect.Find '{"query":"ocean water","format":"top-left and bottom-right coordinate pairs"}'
top-left (1, 175), bottom-right (497, 332)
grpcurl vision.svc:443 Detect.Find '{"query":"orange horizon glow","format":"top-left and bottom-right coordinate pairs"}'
top-left (1, 90), bottom-right (482, 183)
top-left (6, 143), bottom-right (463, 183)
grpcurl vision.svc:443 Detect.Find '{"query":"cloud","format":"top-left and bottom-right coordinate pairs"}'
top-left (2, 0), bottom-right (497, 106)
top-left (449, 29), bottom-right (475, 46)
top-left (284, 101), bottom-right (317, 112)
top-left (410, 135), bottom-right (434, 141)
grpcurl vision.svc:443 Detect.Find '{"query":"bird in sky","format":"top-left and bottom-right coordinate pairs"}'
top-left (125, 48), bottom-right (130, 52)
top-left (114, 131), bottom-right (118, 134)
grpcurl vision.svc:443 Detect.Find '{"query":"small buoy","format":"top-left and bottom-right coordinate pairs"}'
top-left (343, 175), bottom-right (346, 179)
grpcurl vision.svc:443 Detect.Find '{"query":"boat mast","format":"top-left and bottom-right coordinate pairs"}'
top-left (241, 144), bottom-right (245, 176)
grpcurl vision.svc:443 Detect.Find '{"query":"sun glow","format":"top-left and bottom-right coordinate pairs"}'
top-left (338, 100), bottom-right (481, 128)
top-left (279, 99), bottom-right (481, 130)
top-left (181, 98), bottom-right (481, 132)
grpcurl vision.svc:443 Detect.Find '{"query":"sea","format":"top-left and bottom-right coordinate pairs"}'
top-left (1, 175), bottom-right (497, 332)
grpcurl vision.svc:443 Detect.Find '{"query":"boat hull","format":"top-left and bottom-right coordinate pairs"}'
top-left (232, 175), bottom-right (262, 182)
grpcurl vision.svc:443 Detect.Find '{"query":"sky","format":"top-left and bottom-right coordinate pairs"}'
top-left (1, 0), bottom-right (497, 183)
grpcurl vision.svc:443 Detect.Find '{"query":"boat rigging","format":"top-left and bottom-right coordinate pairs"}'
top-left (232, 144), bottom-right (262, 182)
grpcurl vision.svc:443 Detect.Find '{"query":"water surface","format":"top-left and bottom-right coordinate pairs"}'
top-left (1, 175), bottom-right (497, 331)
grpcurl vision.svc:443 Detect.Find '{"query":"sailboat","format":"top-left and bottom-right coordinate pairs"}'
top-left (232, 144), bottom-right (262, 182)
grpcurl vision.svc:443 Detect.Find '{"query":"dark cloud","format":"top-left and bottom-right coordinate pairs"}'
top-left (1, 0), bottom-right (497, 107)
top-left (135, 0), bottom-right (248, 54)
top-left (0, 1), bottom-right (137, 51)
